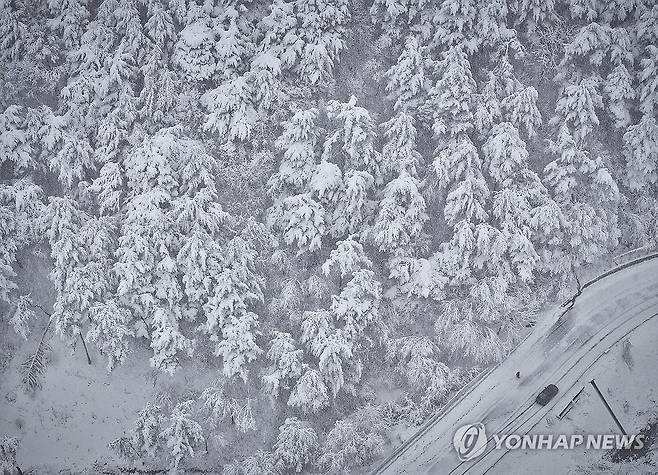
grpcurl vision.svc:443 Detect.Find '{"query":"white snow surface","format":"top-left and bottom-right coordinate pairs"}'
top-left (376, 257), bottom-right (658, 475)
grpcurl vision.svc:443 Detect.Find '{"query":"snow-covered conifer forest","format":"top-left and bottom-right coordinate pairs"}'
top-left (0, 0), bottom-right (656, 472)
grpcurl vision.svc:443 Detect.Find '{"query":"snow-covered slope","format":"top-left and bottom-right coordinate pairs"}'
top-left (375, 256), bottom-right (658, 474)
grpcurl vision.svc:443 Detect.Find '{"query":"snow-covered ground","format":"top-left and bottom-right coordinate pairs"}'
top-left (0, 342), bottom-right (157, 471)
top-left (0, 251), bottom-right (225, 472)
top-left (376, 257), bottom-right (658, 474)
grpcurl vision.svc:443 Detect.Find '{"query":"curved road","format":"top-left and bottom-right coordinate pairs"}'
top-left (374, 256), bottom-right (658, 475)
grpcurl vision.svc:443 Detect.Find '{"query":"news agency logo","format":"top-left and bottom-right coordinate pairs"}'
top-left (452, 422), bottom-right (647, 462)
top-left (453, 423), bottom-right (488, 461)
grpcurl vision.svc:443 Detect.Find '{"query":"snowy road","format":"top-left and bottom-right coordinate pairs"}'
top-left (374, 256), bottom-right (658, 475)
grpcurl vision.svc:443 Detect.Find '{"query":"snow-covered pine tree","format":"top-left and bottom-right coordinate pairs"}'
top-left (44, 196), bottom-right (91, 345)
top-left (269, 193), bottom-right (326, 253)
top-left (484, 122), bottom-right (531, 186)
top-left (556, 22), bottom-right (634, 104)
top-left (47, 0), bottom-right (89, 48)
top-left (161, 400), bottom-right (205, 472)
top-left (317, 416), bottom-right (385, 472)
top-left (213, 309), bottom-right (263, 382)
top-left (149, 306), bottom-right (194, 375)
top-left (0, 0), bottom-right (25, 62)
top-left (50, 131), bottom-right (95, 189)
top-left (255, 0), bottom-right (301, 73)
top-left (369, 0), bottom-right (425, 45)
top-left (331, 269), bottom-right (383, 343)
top-left (512, 0), bottom-right (556, 38)
top-left (174, 139), bottom-right (229, 310)
top-left (379, 111), bottom-right (424, 177)
top-left (87, 300), bottom-right (134, 371)
top-left (429, 52), bottom-right (490, 275)
top-left (434, 285), bottom-right (512, 363)
top-left (603, 64), bottom-right (635, 129)
top-left (116, 133), bottom-right (190, 372)
top-left (203, 236), bottom-right (264, 381)
top-left (544, 124), bottom-right (620, 269)
top-left (287, 367), bottom-right (329, 412)
top-left (54, 9), bottom-right (143, 188)
top-left (559, 23), bottom-right (612, 72)
top-left (138, 47), bottom-right (178, 129)
top-left (551, 76), bottom-right (603, 144)
top-left (435, 135), bottom-right (489, 231)
top-left (10, 178), bottom-right (45, 245)
top-left (268, 99), bottom-right (382, 253)
top-left (315, 330), bottom-right (353, 398)
top-left (249, 50), bottom-right (280, 110)
top-left (328, 170), bottom-right (375, 238)
top-left (167, 0), bottom-right (188, 25)
top-left (199, 382), bottom-right (256, 432)
top-left (636, 5), bottom-right (658, 51)
top-left (201, 74), bottom-right (258, 142)
top-left (296, 0), bottom-right (350, 85)
top-left (266, 107), bottom-right (328, 251)
top-left (601, 0), bottom-right (646, 23)
top-left (212, 2), bottom-right (255, 82)
top-left (282, 281), bottom-right (351, 402)
top-left (262, 332), bottom-right (304, 397)
top-left (623, 115), bottom-right (658, 192)
top-left (474, 73), bottom-right (502, 138)
top-left (482, 122), bottom-right (557, 281)
top-left (387, 336), bottom-right (451, 406)
top-left (371, 171), bottom-right (427, 254)
top-left (268, 108), bottom-right (320, 198)
top-left (273, 417), bottom-right (318, 473)
top-left (325, 96), bottom-right (383, 183)
top-left (309, 159), bottom-right (343, 210)
top-left (196, 2), bottom-right (271, 141)
top-left (385, 36), bottom-right (430, 112)
top-left (0, 180), bottom-right (44, 305)
top-left (1, 261), bottom-right (16, 308)
top-left (501, 86), bottom-right (543, 138)
top-left (568, 0), bottom-right (604, 21)
top-left (322, 236), bottom-right (372, 280)
top-left (431, 0), bottom-right (478, 53)
top-left (144, 3), bottom-right (176, 52)
top-left (114, 0), bottom-right (151, 65)
top-left (424, 46), bottom-right (477, 141)
top-left (554, 20), bottom-right (639, 132)
top-left (305, 97), bottom-right (382, 241)
top-left (300, 309), bottom-right (333, 357)
top-left (173, 6), bottom-right (217, 81)
top-left (130, 402), bottom-right (163, 459)
top-left (639, 45), bottom-right (658, 118)
top-left (475, 0), bottom-right (519, 50)
top-left (9, 294), bottom-right (36, 339)
top-left (0, 105), bottom-right (34, 173)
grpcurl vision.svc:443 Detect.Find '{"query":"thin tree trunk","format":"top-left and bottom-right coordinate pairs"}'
top-left (571, 261), bottom-right (582, 294)
top-left (79, 329), bottom-right (92, 365)
top-left (140, 316), bottom-right (151, 338)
